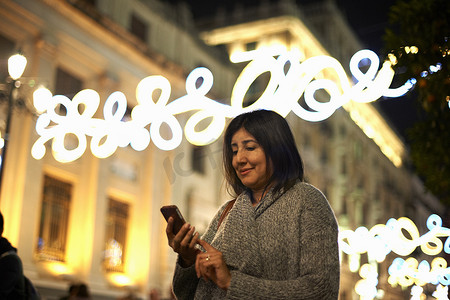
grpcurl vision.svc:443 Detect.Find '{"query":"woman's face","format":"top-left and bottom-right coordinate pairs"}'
top-left (231, 128), bottom-right (272, 192)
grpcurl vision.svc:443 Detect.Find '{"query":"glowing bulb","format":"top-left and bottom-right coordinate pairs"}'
top-left (410, 46), bottom-right (419, 54)
top-left (388, 53), bottom-right (398, 65)
top-left (429, 64), bottom-right (441, 73)
top-left (8, 53), bottom-right (27, 80)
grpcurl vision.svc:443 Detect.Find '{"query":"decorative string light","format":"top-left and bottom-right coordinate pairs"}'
top-left (340, 214), bottom-right (450, 299)
top-left (32, 49), bottom-right (413, 162)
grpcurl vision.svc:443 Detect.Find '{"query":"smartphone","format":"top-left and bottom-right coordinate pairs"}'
top-left (160, 205), bottom-right (186, 235)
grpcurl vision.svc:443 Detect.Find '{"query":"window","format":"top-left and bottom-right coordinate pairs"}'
top-left (68, 0), bottom-right (100, 20)
top-left (339, 124), bottom-right (346, 137)
top-left (36, 175), bottom-right (72, 262)
top-left (354, 140), bottom-right (363, 161)
top-left (192, 146), bottom-right (205, 174)
top-left (246, 41), bottom-right (257, 51)
top-left (319, 121), bottom-right (332, 137)
top-left (104, 198), bottom-right (129, 272)
top-left (362, 200), bottom-right (370, 225)
top-left (54, 67), bottom-right (83, 115)
top-left (71, 0), bottom-right (97, 6)
top-left (341, 196), bottom-right (347, 215)
top-left (341, 153), bottom-right (347, 175)
top-left (303, 132), bottom-right (311, 148)
top-left (55, 67), bottom-right (83, 99)
top-left (83, 0), bottom-right (96, 5)
top-left (130, 13), bottom-right (148, 42)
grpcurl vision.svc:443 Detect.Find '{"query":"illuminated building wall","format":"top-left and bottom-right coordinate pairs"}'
top-left (0, 0), bottom-right (445, 299)
top-left (0, 0), bottom-right (233, 298)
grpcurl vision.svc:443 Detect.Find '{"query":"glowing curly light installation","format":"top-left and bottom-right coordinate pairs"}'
top-left (355, 263), bottom-right (379, 299)
top-left (339, 214), bottom-right (450, 299)
top-left (433, 285), bottom-right (449, 300)
top-left (340, 214), bottom-right (450, 260)
top-left (388, 257), bottom-right (449, 287)
top-left (32, 49), bottom-right (413, 162)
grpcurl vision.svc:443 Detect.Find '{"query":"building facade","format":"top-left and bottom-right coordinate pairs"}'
top-left (0, 0), bottom-right (235, 298)
top-left (0, 0), bottom-right (444, 299)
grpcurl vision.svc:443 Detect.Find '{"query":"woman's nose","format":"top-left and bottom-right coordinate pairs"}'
top-left (235, 150), bottom-right (246, 163)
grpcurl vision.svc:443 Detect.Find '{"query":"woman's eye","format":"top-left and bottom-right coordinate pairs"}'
top-left (246, 147), bottom-right (255, 151)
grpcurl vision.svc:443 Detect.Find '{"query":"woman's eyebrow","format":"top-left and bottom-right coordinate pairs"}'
top-left (231, 139), bottom-right (258, 147)
top-left (242, 139), bottom-right (258, 145)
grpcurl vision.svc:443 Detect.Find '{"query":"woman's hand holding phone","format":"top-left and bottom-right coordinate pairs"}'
top-left (163, 207), bottom-right (200, 267)
top-left (162, 205), bottom-right (231, 289)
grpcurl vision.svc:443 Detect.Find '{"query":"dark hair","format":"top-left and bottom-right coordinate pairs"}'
top-left (223, 109), bottom-right (304, 196)
top-left (77, 283), bottom-right (90, 297)
top-left (0, 211), bottom-right (3, 236)
top-left (69, 283), bottom-right (78, 294)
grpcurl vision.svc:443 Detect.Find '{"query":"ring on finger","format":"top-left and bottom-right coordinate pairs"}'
top-left (205, 254), bottom-right (210, 261)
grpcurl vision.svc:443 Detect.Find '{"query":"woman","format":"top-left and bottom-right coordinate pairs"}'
top-left (166, 110), bottom-right (340, 299)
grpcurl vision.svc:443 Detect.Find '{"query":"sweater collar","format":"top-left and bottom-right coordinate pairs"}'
top-left (244, 186), bottom-right (284, 218)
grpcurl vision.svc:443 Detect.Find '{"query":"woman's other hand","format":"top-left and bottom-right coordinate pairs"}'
top-left (166, 217), bottom-right (200, 267)
top-left (195, 240), bottom-right (231, 290)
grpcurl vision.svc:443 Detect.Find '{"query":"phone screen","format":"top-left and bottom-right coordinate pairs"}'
top-left (160, 205), bottom-right (186, 234)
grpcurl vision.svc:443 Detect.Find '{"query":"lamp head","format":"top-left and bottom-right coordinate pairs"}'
top-left (8, 53), bottom-right (27, 80)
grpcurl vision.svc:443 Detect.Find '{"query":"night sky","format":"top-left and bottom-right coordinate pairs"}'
top-left (336, 0), bottom-right (422, 143)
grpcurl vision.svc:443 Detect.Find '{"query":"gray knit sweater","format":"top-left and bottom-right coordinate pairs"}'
top-left (172, 181), bottom-right (340, 299)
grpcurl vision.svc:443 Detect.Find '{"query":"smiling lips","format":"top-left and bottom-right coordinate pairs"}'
top-left (239, 168), bottom-right (252, 176)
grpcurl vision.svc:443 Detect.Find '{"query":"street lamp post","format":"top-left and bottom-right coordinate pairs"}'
top-left (0, 53), bottom-right (27, 199)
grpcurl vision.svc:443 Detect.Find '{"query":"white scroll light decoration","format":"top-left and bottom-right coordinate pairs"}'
top-left (339, 214), bottom-right (450, 299)
top-left (32, 49), bottom-right (413, 162)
